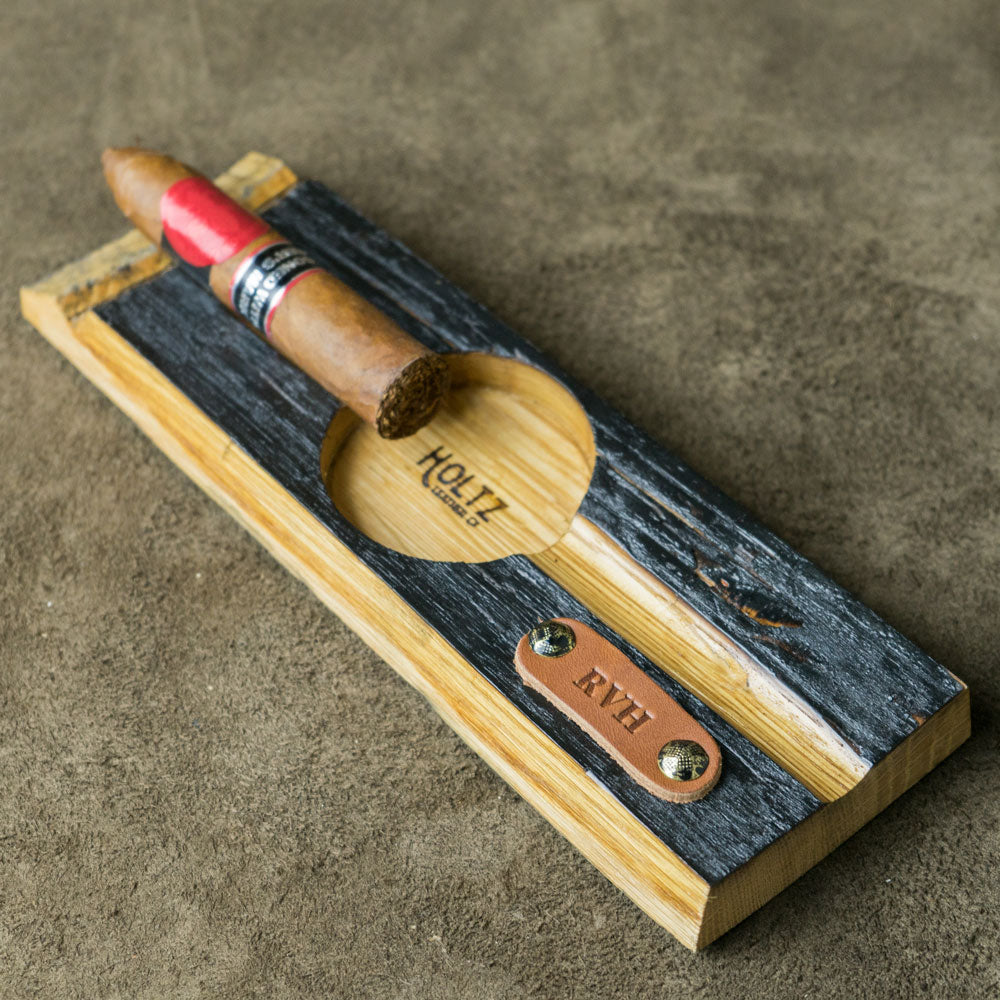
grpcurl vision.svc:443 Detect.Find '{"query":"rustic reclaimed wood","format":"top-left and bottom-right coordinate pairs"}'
top-left (20, 153), bottom-right (969, 950)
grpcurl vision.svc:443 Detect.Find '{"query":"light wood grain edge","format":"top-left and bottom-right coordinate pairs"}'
top-left (698, 684), bottom-right (970, 948)
top-left (30, 300), bottom-right (715, 952)
top-left (19, 152), bottom-right (297, 321)
top-left (535, 516), bottom-right (869, 802)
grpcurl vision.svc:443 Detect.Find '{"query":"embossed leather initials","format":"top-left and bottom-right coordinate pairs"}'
top-left (514, 619), bottom-right (722, 803)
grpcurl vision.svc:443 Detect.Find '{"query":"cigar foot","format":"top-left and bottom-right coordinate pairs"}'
top-left (376, 355), bottom-right (450, 438)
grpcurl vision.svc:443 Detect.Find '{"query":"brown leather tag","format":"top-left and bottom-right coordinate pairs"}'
top-left (514, 619), bottom-right (721, 803)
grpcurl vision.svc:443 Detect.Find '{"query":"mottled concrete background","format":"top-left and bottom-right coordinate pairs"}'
top-left (2, 1), bottom-right (998, 996)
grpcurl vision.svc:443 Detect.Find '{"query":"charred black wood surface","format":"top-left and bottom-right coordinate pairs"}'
top-left (94, 178), bottom-right (961, 881)
top-left (268, 180), bottom-right (963, 767)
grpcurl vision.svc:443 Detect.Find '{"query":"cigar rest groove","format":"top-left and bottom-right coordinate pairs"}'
top-left (20, 153), bottom-right (969, 950)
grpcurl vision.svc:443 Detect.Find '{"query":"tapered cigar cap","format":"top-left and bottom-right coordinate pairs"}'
top-left (100, 145), bottom-right (138, 178)
top-left (102, 146), bottom-right (196, 244)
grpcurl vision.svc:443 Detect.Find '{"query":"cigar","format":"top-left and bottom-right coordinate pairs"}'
top-left (101, 148), bottom-right (448, 438)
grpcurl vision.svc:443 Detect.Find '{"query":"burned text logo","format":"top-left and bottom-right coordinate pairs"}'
top-left (416, 446), bottom-right (509, 528)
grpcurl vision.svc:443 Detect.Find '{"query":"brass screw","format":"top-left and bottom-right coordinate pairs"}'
top-left (528, 620), bottom-right (576, 657)
top-left (657, 740), bottom-right (710, 782)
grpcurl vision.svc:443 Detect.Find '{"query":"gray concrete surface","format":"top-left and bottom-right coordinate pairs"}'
top-left (2, 1), bottom-right (998, 996)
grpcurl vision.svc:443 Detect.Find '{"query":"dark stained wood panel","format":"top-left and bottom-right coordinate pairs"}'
top-left (265, 181), bottom-right (963, 766)
top-left (96, 266), bottom-right (819, 886)
top-left (93, 176), bottom-right (962, 883)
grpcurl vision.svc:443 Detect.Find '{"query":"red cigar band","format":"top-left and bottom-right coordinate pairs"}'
top-left (160, 176), bottom-right (268, 268)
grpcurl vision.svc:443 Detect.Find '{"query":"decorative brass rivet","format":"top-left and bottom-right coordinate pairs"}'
top-left (528, 620), bottom-right (576, 657)
top-left (657, 740), bottom-right (710, 782)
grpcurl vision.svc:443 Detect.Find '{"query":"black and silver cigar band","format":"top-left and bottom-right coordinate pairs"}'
top-left (229, 241), bottom-right (321, 335)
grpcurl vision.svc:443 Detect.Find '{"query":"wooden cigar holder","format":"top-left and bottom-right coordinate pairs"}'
top-left (20, 153), bottom-right (969, 950)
